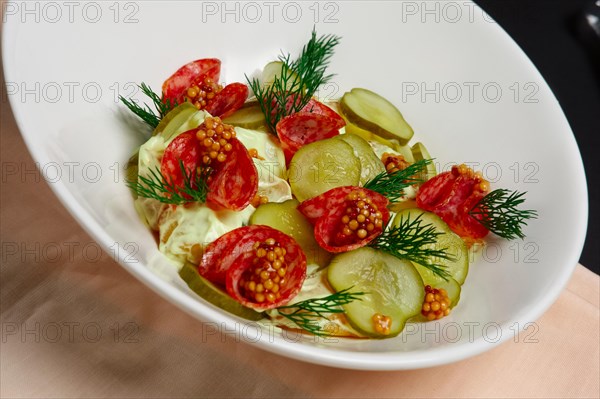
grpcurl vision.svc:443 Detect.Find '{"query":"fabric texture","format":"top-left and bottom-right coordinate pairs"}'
top-left (1, 81), bottom-right (599, 399)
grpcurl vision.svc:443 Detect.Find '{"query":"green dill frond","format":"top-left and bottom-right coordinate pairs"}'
top-left (120, 82), bottom-right (176, 129)
top-left (246, 29), bottom-right (341, 133)
top-left (470, 189), bottom-right (538, 240)
top-left (371, 214), bottom-right (452, 281)
top-left (127, 160), bottom-right (209, 205)
top-left (363, 159), bottom-right (433, 202)
top-left (276, 288), bottom-right (365, 336)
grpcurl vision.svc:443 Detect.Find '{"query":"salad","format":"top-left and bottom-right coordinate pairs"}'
top-left (122, 30), bottom-right (537, 338)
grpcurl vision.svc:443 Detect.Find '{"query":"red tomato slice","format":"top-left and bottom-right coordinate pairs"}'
top-left (162, 58), bottom-right (221, 105)
top-left (199, 225), bottom-right (307, 310)
top-left (206, 137), bottom-right (258, 211)
top-left (160, 130), bottom-right (201, 193)
top-left (300, 99), bottom-right (346, 130)
top-left (298, 186), bottom-right (390, 253)
top-left (224, 226), bottom-right (307, 310)
top-left (160, 122), bottom-right (257, 210)
top-left (204, 83), bottom-right (249, 118)
top-left (263, 92), bottom-right (303, 121)
top-left (198, 225), bottom-right (268, 284)
top-left (276, 113), bottom-right (341, 164)
top-left (297, 186), bottom-right (354, 224)
top-left (263, 95), bottom-right (344, 128)
top-left (459, 192), bottom-right (489, 239)
top-left (416, 167), bottom-right (489, 239)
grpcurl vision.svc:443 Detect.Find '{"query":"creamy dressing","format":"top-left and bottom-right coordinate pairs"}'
top-left (158, 203), bottom-right (255, 265)
top-left (134, 108), bottom-right (417, 337)
top-left (135, 135), bottom-right (169, 229)
top-left (367, 139), bottom-right (417, 201)
top-left (134, 115), bottom-right (291, 268)
top-left (235, 127), bottom-right (292, 203)
top-left (262, 264), bottom-right (362, 337)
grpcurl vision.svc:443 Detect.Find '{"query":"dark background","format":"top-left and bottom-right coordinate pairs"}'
top-left (475, 0), bottom-right (600, 274)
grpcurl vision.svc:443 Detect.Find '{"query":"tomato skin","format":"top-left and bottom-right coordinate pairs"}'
top-left (199, 225), bottom-right (307, 310)
top-left (160, 130), bottom-right (201, 194)
top-left (162, 58), bottom-right (221, 105)
top-left (416, 168), bottom-right (490, 239)
top-left (274, 98), bottom-right (345, 164)
top-left (300, 99), bottom-right (346, 130)
top-left (263, 94), bottom-right (344, 126)
top-left (206, 137), bottom-right (258, 211)
top-left (276, 113), bottom-right (341, 165)
top-left (199, 225), bottom-right (268, 285)
top-left (204, 83), bottom-right (249, 118)
top-left (160, 128), bottom-right (257, 211)
top-left (298, 186), bottom-right (390, 253)
top-left (459, 192), bottom-right (489, 239)
top-left (225, 227), bottom-right (307, 310)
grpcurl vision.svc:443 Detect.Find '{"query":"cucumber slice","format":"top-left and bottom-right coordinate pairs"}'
top-left (412, 264), bottom-right (461, 307)
top-left (411, 142), bottom-right (437, 181)
top-left (222, 101), bottom-right (267, 130)
top-left (179, 262), bottom-right (264, 321)
top-left (392, 209), bottom-right (469, 285)
top-left (344, 118), bottom-right (415, 164)
top-left (344, 119), bottom-right (375, 141)
top-left (327, 247), bottom-right (424, 338)
top-left (289, 137), bottom-right (361, 202)
top-left (153, 102), bottom-right (198, 139)
top-left (340, 88), bottom-right (414, 145)
top-left (261, 61), bottom-right (299, 88)
top-left (438, 277), bottom-right (461, 307)
top-left (334, 134), bottom-right (385, 185)
top-left (388, 199), bottom-right (418, 213)
top-left (248, 199), bottom-right (331, 268)
top-left (391, 143), bottom-right (416, 164)
top-left (126, 151), bottom-right (139, 198)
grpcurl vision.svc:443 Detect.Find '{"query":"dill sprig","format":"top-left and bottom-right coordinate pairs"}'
top-left (276, 288), bottom-right (365, 336)
top-left (363, 159), bottom-right (433, 202)
top-left (371, 213), bottom-right (452, 280)
top-left (469, 189), bottom-right (538, 240)
top-left (127, 160), bottom-right (209, 205)
top-left (119, 83), bottom-right (176, 129)
top-left (247, 29), bottom-right (340, 132)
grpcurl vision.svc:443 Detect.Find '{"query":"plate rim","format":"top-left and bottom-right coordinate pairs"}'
top-left (1, 1), bottom-right (589, 370)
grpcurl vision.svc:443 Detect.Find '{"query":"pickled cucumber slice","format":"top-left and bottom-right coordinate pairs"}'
top-left (248, 199), bottom-right (331, 268)
top-left (334, 134), bottom-right (385, 185)
top-left (412, 264), bottom-right (461, 307)
top-left (179, 262), bottom-right (263, 321)
top-left (392, 209), bottom-right (469, 285)
top-left (261, 61), bottom-right (299, 88)
top-left (411, 142), bottom-right (437, 181)
top-left (344, 119), bottom-right (375, 140)
top-left (344, 119), bottom-right (390, 148)
top-left (340, 88), bottom-right (414, 145)
top-left (289, 137), bottom-right (361, 202)
top-left (388, 199), bottom-right (418, 213)
top-left (343, 118), bottom-right (415, 163)
top-left (392, 143), bottom-right (416, 164)
top-left (327, 247), bottom-right (424, 338)
top-left (126, 151), bottom-right (139, 198)
top-left (153, 102), bottom-right (198, 139)
top-left (222, 101), bottom-right (267, 130)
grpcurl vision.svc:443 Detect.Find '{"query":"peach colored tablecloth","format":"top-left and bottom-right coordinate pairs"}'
top-left (2, 79), bottom-right (599, 399)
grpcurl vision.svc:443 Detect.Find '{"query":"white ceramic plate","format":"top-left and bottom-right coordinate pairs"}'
top-left (3, 1), bottom-right (588, 369)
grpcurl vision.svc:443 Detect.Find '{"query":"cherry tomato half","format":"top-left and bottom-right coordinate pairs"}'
top-left (416, 165), bottom-right (490, 239)
top-left (298, 186), bottom-right (390, 253)
top-left (162, 58), bottom-right (221, 106)
top-left (199, 225), bottom-right (307, 310)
